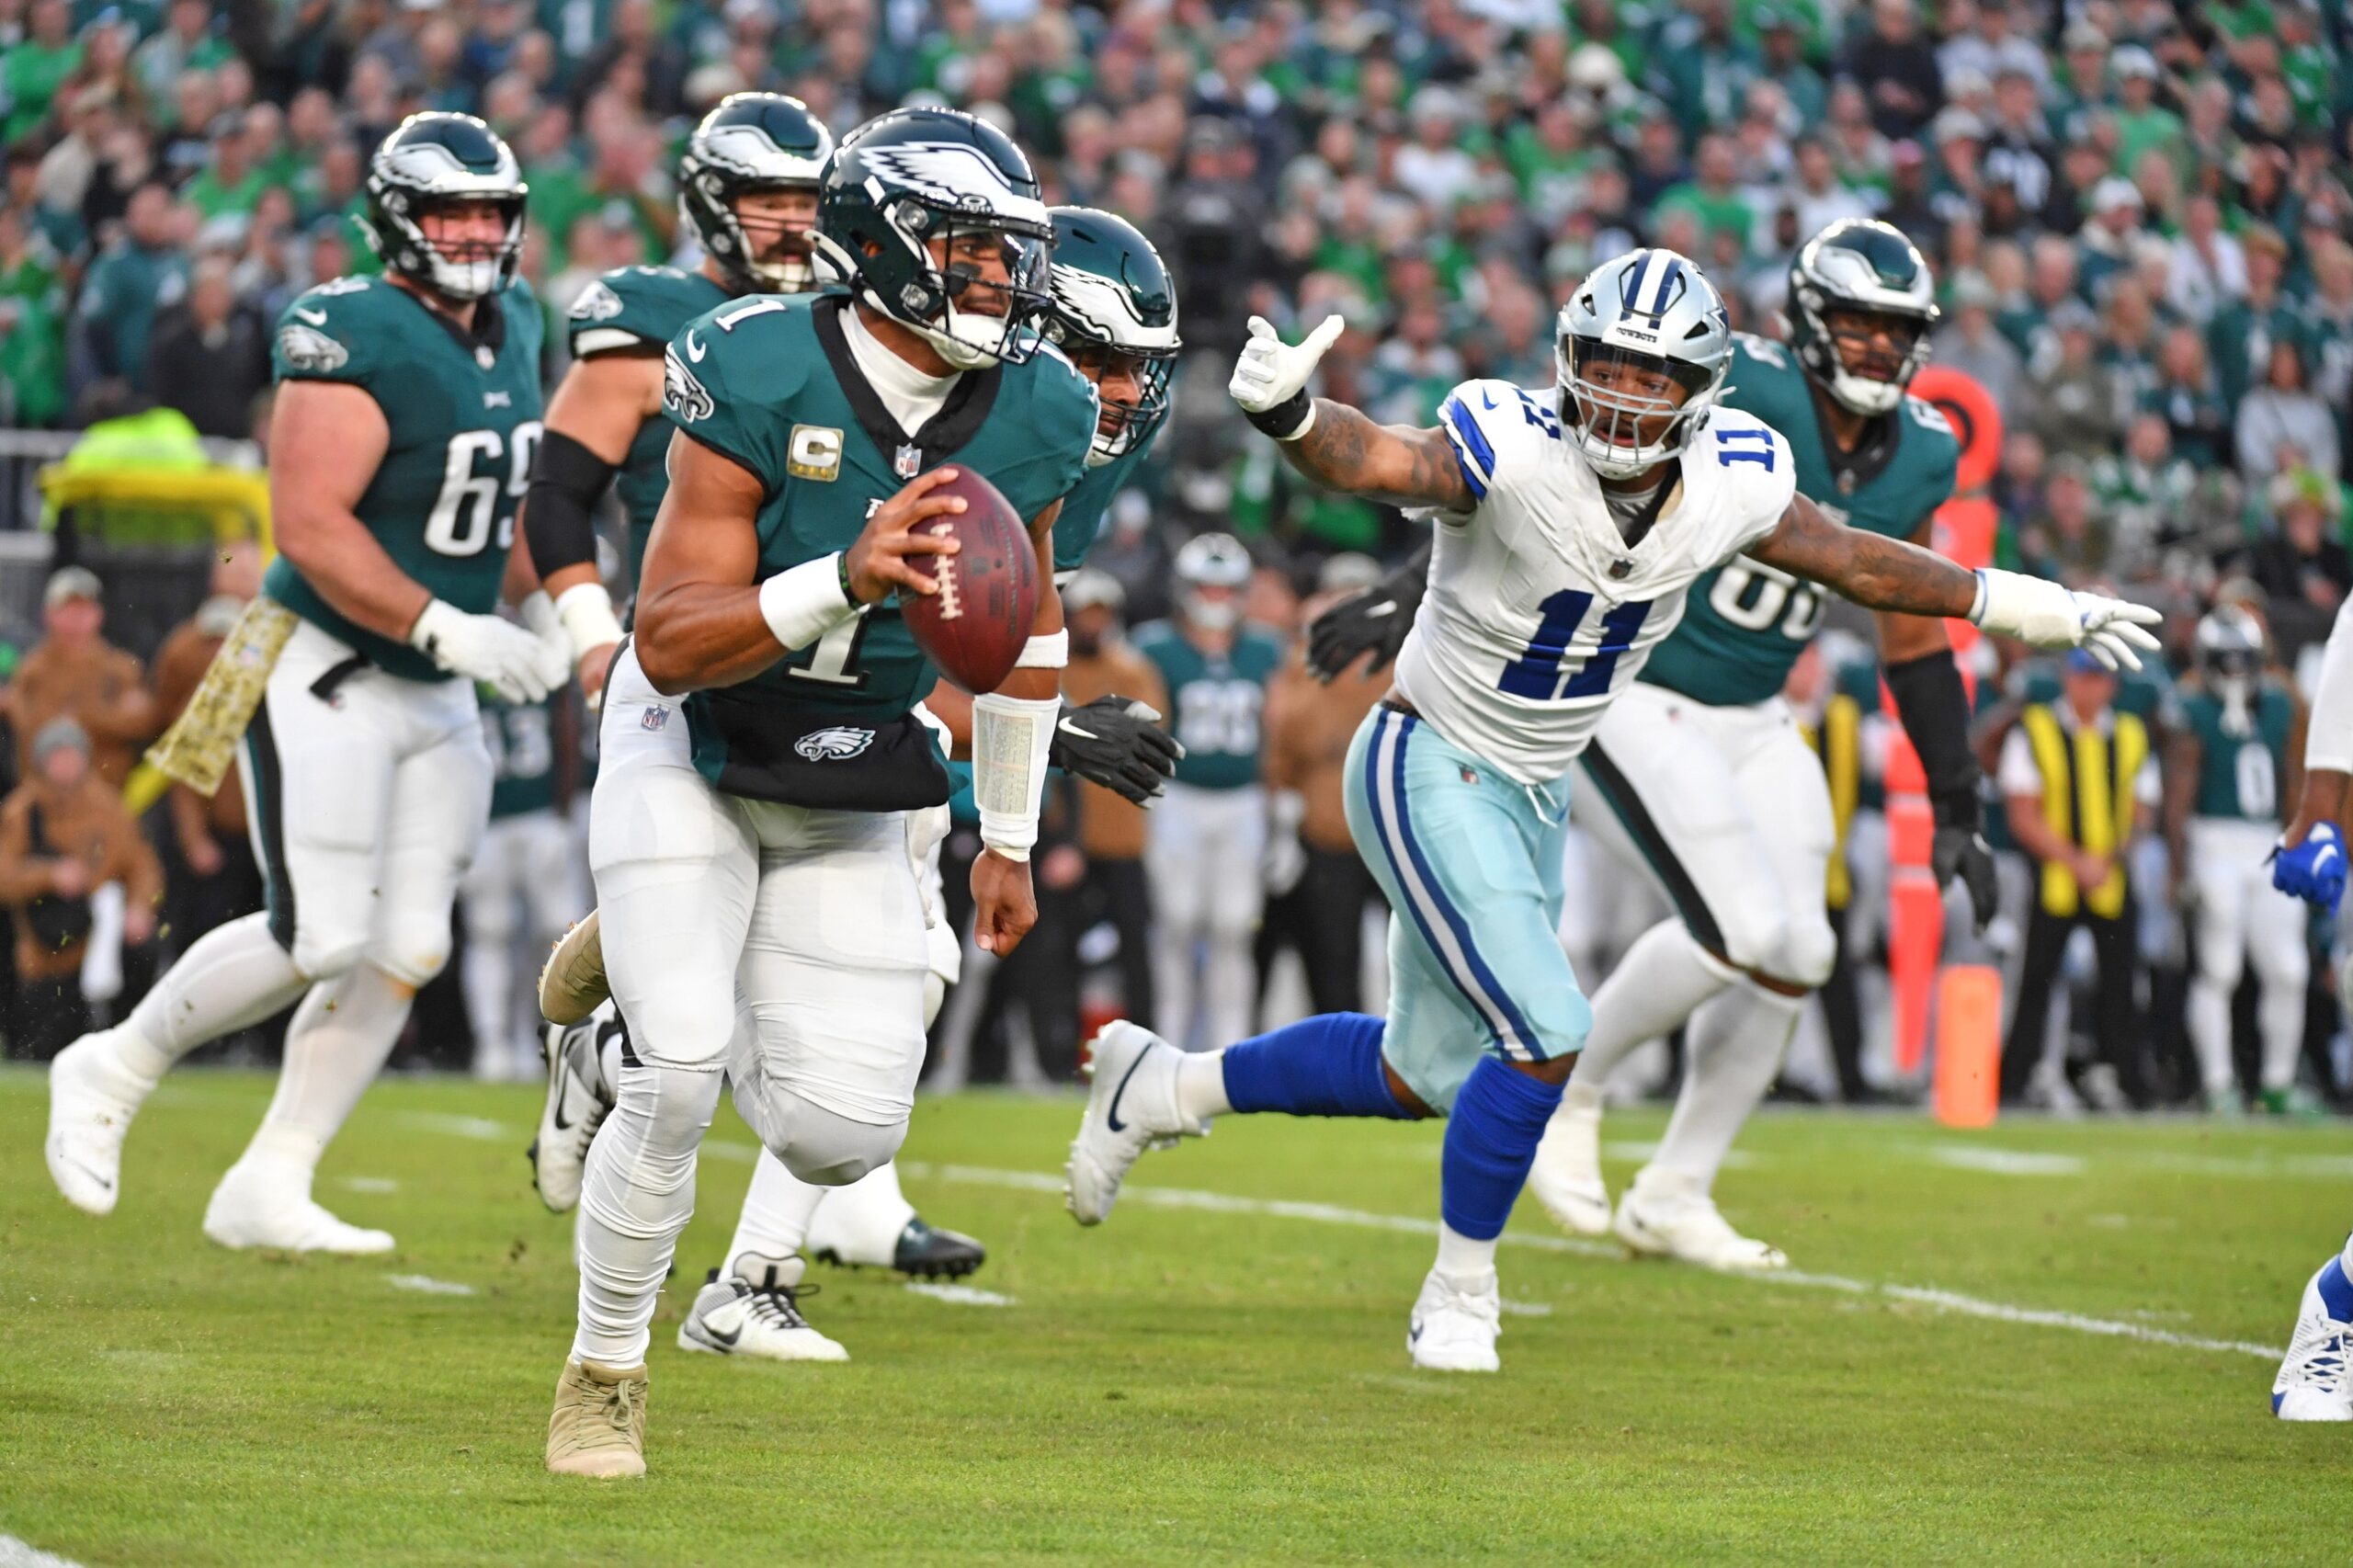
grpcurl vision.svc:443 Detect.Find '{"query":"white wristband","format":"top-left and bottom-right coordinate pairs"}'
top-left (972, 690), bottom-right (1059, 862)
top-left (757, 552), bottom-right (858, 653)
top-left (554, 582), bottom-right (626, 659)
top-left (1016, 630), bottom-right (1069, 670)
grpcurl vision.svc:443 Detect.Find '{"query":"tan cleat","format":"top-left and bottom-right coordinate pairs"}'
top-left (538, 910), bottom-right (608, 1027)
top-left (546, 1358), bottom-right (648, 1478)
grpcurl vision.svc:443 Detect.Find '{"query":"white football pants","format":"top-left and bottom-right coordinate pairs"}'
top-left (2187, 815), bottom-right (2310, 1096)
top-left (1145, 780), bottom-right (1267, 1051)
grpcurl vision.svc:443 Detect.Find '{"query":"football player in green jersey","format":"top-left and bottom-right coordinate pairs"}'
top-left (45, 113), bottom-right (573, 1254)
top-left (1528, 221), bottom-right (1998, 1267)
top-left (2166, 606), bottom-right (2313, 1113)
top-left (546, 108), bottom-right (1099, 1479)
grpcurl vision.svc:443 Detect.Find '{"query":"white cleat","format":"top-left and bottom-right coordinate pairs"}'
top-left (1408, 1266), bottom-right (1502, 1373)
top-left (1064, 1021), bottom-right (1206, 1226)
top-left (1614, 1177), bottom-right (1787, 1272)
top-left (202, 1161), bottom-right (395, 1254)
top-left (530, 1013), bottom-right (616, 1213)
top-left (677, 1254), bottom-right (848, 1363)
top-left (1526, 1085), bottom-right (1611, 1237)
top-left (45, 1028), bottom-right (154, 1216)
top-left (2274, 1256), bottom-right (2353, 1421)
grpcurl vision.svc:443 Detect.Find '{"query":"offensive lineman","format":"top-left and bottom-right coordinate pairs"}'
top-left (1064, 249), bottom-right (2157, 1374)
top-left (2166, 605), bottom-right (2310, 1114)
top-left (544, 108), bottom-right (1098, 1477)
top-left (43, 113), bottom-right (575, 1251)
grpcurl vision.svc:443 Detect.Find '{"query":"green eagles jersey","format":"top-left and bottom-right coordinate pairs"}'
top-left (1131, 621), bottom-right (1285, 790)
top-left (1052, 433), bottom-right (1157, 577)
top-left (663, 291), bottom-right (1097, 807)
top-left (1642, 335), bottom-right (1960, 708)
top-left (2181, 681), bottom-right (2294, 823)
top-left (264, 275), bottom-right (546, 681)
top-left (482, 689), bottom-right (560, 819)
top-left (564, 265), bottom-right (732, 587)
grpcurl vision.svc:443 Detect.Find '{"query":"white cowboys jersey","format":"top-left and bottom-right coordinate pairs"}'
top-left (1389, 379), bottom-right (1798, 785)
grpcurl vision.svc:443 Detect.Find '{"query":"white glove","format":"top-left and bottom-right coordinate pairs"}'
top-left (1968, 569), bottom-right (2164, 671)
top-left (1229, 313), bottom-right (1344, 439)
top-left (408, 598), bottom-right (566, 703)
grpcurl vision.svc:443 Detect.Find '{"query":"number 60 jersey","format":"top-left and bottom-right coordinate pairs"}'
top-left (1391, 378), bottom-right (1797, 787)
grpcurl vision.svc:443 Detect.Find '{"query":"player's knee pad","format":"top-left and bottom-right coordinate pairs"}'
top-left (580, 1061), bottom-right (722, 1239)
top-left (2251, 943), bottom-right (2309, 989)
top-left (1768, 913), bottom-right (1838, 992)
top-left (368, 916), bottom-right (453, 989)
top-left (288, 919), bottom-right (369, 985)
top-left (747, 1084), bottom-right (906, 1187)
top-left (2195, 945), bottom-right (2246, 994)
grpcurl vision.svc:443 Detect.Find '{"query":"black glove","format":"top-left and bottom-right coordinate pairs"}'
top-left (1049, 695), bottom-right (1183, 806)
top-left (1304, 543), bottom-right (1431, 682)
top-left (1931, 789), bottom-right (1999, 932)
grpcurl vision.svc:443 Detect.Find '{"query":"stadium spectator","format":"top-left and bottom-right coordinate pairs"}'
top-left (72, 181), bottom-right (188, 401)
top-left (1847, 0), bottom-right (1945, 142)
top-left (146, 254), bottom-right (269, 438)
top-left (8, 567), bottom-right (155, 790)
top-left (2235, 339), bottom-right (2340, 485)
top-left (0, 716), bottom-right (160, 1060)
top-left (148, 543), bottom-right (264, 964)
top-left (2249, 468), bottom-right (2353, 659)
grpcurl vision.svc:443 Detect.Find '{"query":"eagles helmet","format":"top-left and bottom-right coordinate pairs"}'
top-left (678, 93), bottom-right (834, 292)
top-left (812, 107), bottom-right (1053, 369)
top-left (1174, 532), bottom-right (1253, 633)
top-left (2195, 603), bottom-right (2267, 684)
top-left (1787, 219), bottom-right (1940, 417)
top-left (1040, 207), bottom-right (1181, 467)
top-left (361, 112), bottom-right (528, 301)
top-left (1555, 247), bottom-right (1733, 481)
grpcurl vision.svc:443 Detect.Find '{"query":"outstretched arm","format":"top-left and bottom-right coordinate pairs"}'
top-left (1228, 315), bottom-right (1472, 512)
top-left (1749, 494), bottom-right (2160, 669)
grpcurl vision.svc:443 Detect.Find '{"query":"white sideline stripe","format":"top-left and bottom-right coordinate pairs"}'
top-left (384, 1274), bottom-right (477, 1297)
top-left (902, 1163), bottom-right (2283, 1362)
top-left (1922, 1146), bottom-right (2088, 1177)
top-left (0, 1536), bottom-right (85, 1568)
top-left (398, 1112), bottom-right (511, 1142)
top-left (905, 1282), bottom-right (1017, 1308)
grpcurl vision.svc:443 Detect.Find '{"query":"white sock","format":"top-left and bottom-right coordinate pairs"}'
top-left (2186, 973), bottom-right (2236, 1096)
top-left (574, 1060), bottom-right (721, 1367)
top-left (2258, 973), bottom-right (2308, 1095)
top-left (1176, 1049), bottom-right (1233, 1122)
top-left (234, 963), bottom-right (414, 1176)
top-left (723, 1148), bottom-right (826, 1278)
top-left (1572, 921), bottom-right (1739, 1090)
top-left (460, 928), bottom-right (514, 1074)
top-left (804, 1160), bottom-right (920, 1267)
top-left (1643, 980), bottom-right (1803, 1192)
top-left (1434, 1221), bottom-right (1497, 1279)
top-left (119, 912), bottom-right (310, 1083)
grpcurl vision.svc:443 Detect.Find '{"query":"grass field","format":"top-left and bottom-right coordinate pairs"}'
top-left (3, 1063), bottom-right (2351, 1565)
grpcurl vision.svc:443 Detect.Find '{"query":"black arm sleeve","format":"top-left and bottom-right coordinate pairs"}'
top-left (1883, 647), bottom-right (1984, 827)
top-left (522, 427), bottom-right (619, 578)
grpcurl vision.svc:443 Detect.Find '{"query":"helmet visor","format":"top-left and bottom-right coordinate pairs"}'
top-left (1823, 305), bottom-right (1929, 387)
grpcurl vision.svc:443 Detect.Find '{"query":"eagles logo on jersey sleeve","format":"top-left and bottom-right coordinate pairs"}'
top-left (272, 280), bottom-right (381, 387)
top-left (571, 265), bottom-right (730, 360)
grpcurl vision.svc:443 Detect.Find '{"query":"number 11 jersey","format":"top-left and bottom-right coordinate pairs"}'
top-left (1391, 378), bottom-right (1797, 787)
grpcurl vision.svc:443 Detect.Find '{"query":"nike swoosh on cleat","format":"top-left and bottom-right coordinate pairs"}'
top-left (551, 1082), bottom-right (576, 1132)
top-left (60, 1153), bottom-right (114, 1191)
top-left (1409, 1323), bottom-right (1424, 1344)
top-left (1104, 1044), bottom-right (1154, 1134)
top-left (702, 1321), bottom-right (741, 1348)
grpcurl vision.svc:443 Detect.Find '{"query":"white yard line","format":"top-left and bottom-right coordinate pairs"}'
top-left (0, 1536), bottom-right (85, 1568)
top-left (903, 1162), bottom-right (2282, 1362)
top-left (383, 1274), bottom-right (477, 1297)
top-left (396, 1112), bottom-right (511, 1142)
top-left (904, 1282), bottom-right (1017, 1308)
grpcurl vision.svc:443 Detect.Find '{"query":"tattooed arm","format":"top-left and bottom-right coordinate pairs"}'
top-left (1276, 402), bottom-right (1475, 512)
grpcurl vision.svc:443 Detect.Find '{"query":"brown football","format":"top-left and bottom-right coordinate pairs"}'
top-left (899, 467), bottom-right (1040, 694)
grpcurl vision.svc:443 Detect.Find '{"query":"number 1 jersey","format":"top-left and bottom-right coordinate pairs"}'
top-left (1391, 379), bottom-right (1796, 786)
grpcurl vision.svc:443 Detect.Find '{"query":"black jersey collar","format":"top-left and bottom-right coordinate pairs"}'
top-left (390, 277), bottom-right (507, 359)
top-left (813, 295), bottom-right (1002, 472)
top-left (1806, 380), bottom-right (1901, 496)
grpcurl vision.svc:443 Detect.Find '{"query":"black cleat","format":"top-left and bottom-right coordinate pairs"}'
top-left (814, 1216), bottom-right (987, 1280)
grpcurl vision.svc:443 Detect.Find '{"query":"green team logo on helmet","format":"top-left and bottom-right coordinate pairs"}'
top-left (361, 111), bottom-right (528, 301)
top-left (1787, 219), bottom-right (1939, 417)
top-left (1041, 206), bottom-right (1181, 466)
top-left (811, 107), bottom-right (1053, 370)
top-left (678, 93), bottom-right (834, 292)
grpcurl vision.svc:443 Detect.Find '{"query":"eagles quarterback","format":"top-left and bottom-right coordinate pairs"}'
top-left (1529, 221), bottom-right (1991, 1268)
top-left (519, 112), bottom-right (1184, 1364)
top-left (44, 112), bottom-right (571, 1252)
top-left (546, 108), bottom-right (1103, 1478)
top-left (1064, 247), bottom-right (2156, 1375)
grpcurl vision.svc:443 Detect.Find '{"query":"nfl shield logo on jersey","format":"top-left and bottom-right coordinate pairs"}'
top-left (642, 705), bottom-right (669, 731)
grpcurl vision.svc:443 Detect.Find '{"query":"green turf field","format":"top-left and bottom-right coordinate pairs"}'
top-left (2, 1063), bottom-right (2349, 1565)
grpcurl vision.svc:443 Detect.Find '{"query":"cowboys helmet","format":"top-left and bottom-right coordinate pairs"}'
top-left (1040, 207), bottom-right (1181, 467)
top-left (361, 112), bottom-right (527, 301)
top-left (678, 93), bottom-right (834, 292)
top-left (1175, 532), bottom-right (1253, 633)
top-left (1787, 219), bottom-right (1940, 417)
top-left (813, 107), bottom-right (1052, 369)
top-left (1555, 248), bottom-right (1733, 481)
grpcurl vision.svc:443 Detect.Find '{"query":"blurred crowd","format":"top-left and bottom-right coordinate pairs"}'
top-left (5, 0), bottom-right (2353, 1109)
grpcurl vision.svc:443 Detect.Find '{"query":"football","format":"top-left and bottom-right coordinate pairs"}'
top-left (899, 466), bottom-right (1040, 694)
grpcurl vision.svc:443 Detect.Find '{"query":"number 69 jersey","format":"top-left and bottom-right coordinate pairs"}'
top-left (263, 275), bottom-right (545, 681)
top-left (1390, 379), bottom-right (1797, 786)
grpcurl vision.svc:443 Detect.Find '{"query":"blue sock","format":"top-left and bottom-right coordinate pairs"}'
top-left (1220, 1013), bottom-right (1411, 1119)
top-left (1439, 1056), bottom-right (1565, 1243)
